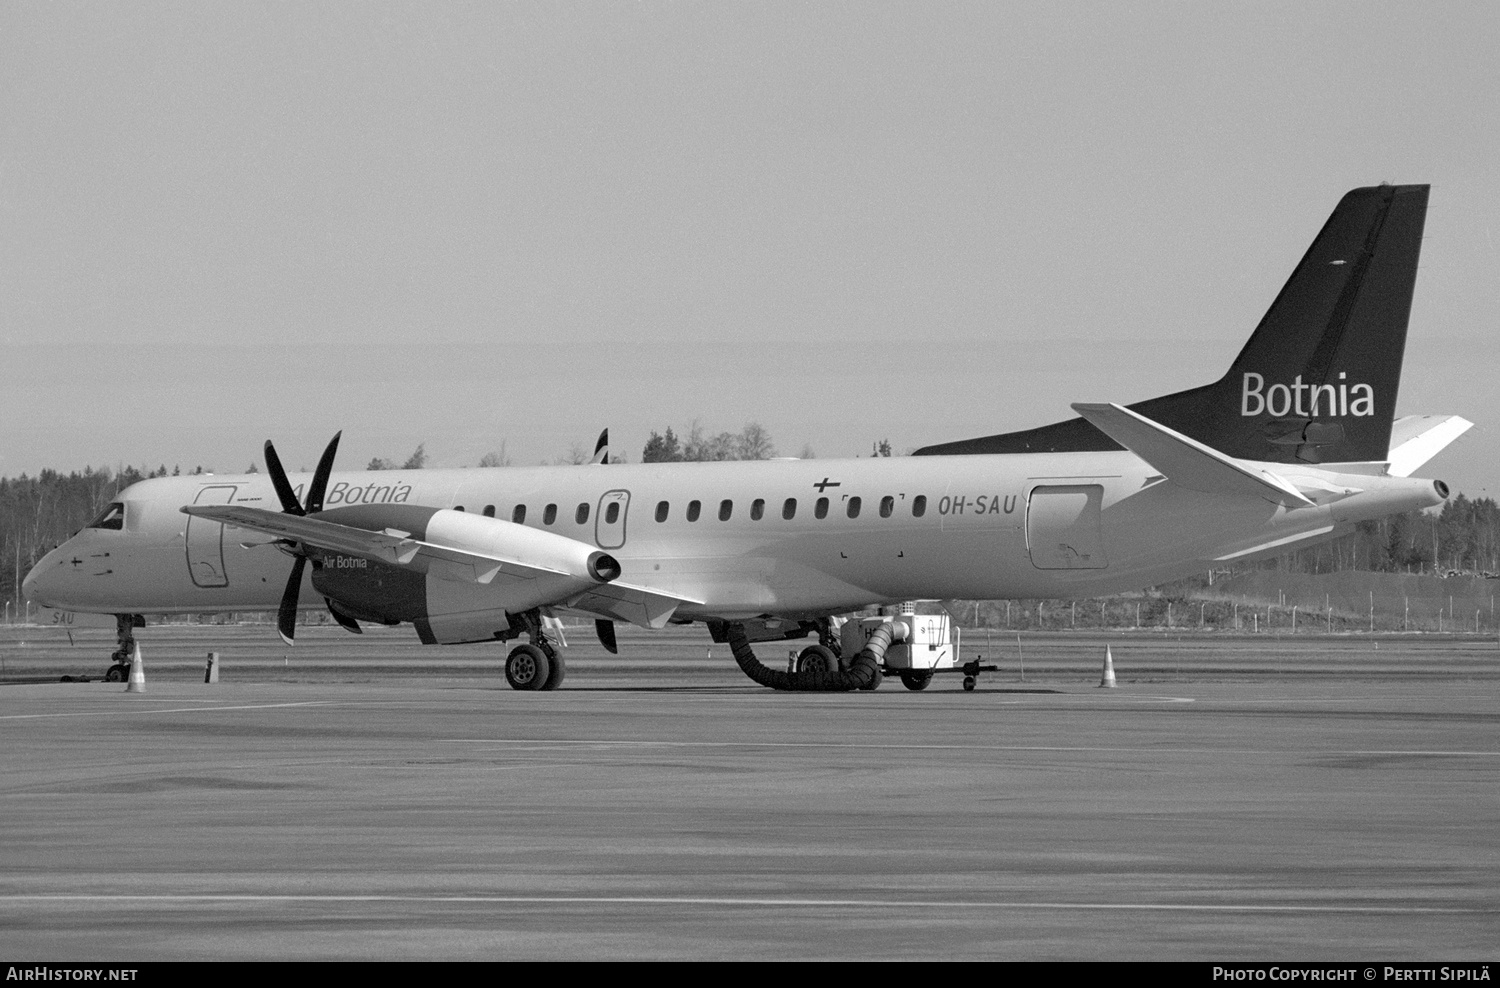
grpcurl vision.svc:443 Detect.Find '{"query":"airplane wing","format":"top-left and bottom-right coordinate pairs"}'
top-left (184, 503), bottom-right (432, 565)
top-left (182, 504), bottom-right (702, 627)
top-left (1071, 402), bottom-right (1314, 507)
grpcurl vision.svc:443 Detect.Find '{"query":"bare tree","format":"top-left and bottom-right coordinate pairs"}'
top-left (737, 422), bottom-right (776, 460)
top-left (478, 442), bottom-right (510, 468)
top-left (552, 443), bottom-right (589, 466)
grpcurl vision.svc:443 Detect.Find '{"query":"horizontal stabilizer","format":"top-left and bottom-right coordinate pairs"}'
top-left (1385, 415), bottom-right (1473, 477)
top-left (1213, 524), bottom-right (1337, 561)
top-left (1071, 403), bottom-right (1313, 507)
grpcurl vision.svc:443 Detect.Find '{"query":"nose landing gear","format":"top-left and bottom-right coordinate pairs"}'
top-left (105, 613), bottom-right (144, 681)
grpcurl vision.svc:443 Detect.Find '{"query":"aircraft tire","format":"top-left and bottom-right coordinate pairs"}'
top-left (104, 665), bottom-right (127, 683)
top-left (899, 671), bottom-right (933, 691)
top-left (505, 644), bottom-right (551, 691)
top-left (795, 644), bottom-right (839, 676)
top-left (540, 650), bottom-right (567, 691)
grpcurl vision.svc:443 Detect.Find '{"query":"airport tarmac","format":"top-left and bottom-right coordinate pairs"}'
top-left (2, 625), bottom-right (1498, 960)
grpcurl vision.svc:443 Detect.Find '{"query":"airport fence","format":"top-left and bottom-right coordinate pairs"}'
top-left (950, 575), bottom-right (1500, 634)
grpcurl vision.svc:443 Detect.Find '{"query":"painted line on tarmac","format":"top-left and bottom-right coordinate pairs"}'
top-left (435, 738), bottom-right (1500, 757)
top-left (730, 692), bottom-right (1198, 705)
top-left (0, 700), bottom-right (340, 721)
top-left (1, 893), bottom-right (1490, 916)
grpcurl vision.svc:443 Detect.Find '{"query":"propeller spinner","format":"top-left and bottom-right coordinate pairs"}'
top-left (263, 432), bottom-right (342, 645)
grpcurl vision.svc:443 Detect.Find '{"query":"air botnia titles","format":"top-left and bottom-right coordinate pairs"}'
top-left (290, 481), bottom-right (413, 506)
top-left (1240, 372), bottom-right (1376, 417)
top-left (1212, 968), bottom-right (1490, 982)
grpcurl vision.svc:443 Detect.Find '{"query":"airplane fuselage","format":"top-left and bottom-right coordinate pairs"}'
top-left (25, 452), bottom-right (1445, 625)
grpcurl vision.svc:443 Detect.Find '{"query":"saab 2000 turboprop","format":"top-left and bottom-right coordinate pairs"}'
top-left (24, 184), bottom-right (1469, 692)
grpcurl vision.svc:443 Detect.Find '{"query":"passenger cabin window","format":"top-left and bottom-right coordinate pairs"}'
top-left (751, 498), bottom-right (764, 521)
top-left (719, 499), bottom-right (733, 521)
top-left (815, 497), bottom-right (829, 519)
top-left (513, 505), bottom-right (527, 524)
top-left (543, 503), bottom-right (557, 525)
top-left (912, 495), bottom-right (927, 518)
top-left (846, 496), bottom-right (861, 519)
top-left (687, 500), bottom-right (701, 522)
top-left (483, 505), bottom-right (495, 518)
top-left (880, 496), bottom-right (894, 518)
top-left (782, 498), bottom-right (797, 520)
top-left (655, 501), bottom-right (669, 522)
top-left (88, 503), bottom-right (125, 531)
top-left (576, 503), bottom-right (590, 524)
top-left (605, 502), bottom-right (619, 524)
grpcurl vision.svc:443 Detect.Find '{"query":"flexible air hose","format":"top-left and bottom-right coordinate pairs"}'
top-left (726, 621), bottom-right (901, 692)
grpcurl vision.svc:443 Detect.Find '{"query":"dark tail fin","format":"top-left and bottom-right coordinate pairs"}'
top-left (915, 184), bottom-right (1430, 464)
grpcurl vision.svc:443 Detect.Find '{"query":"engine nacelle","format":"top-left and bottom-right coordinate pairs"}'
top-left (307, 504), bottom-right (620, 644)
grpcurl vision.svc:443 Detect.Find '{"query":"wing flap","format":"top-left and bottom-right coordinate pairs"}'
top-left (563, 581), bottom-right (702, 629)
top-left (1072, 402), bottom-right (1313, 507)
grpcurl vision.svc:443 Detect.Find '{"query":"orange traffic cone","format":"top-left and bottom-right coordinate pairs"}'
top-left (125, 643), bottom-right (145, 693)
top-left (1099, 645), bottom-right (1116, 688)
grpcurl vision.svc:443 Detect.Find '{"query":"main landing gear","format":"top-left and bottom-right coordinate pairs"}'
top-left (503, 610), bottom-right (566, 691)
top-left (794, 644), bottom-right (838, 675)
top-left (790, 621), bottom-right (884, 690)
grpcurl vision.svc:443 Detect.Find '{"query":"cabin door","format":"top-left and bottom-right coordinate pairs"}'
top-left (186, 485), bottom-right (238, 587)
top-left (1026, 485), bottom-right (1108, 569)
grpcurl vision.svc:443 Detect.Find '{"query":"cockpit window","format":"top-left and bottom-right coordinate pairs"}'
top-left (88, 503), bottom-right (126, 530)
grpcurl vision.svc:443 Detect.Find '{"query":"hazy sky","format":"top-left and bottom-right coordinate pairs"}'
top-left (3, 2), bottom-right (1496, 494)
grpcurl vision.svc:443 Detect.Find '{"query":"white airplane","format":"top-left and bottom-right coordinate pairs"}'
top-left (24, 184), bottom-right (1469, 692)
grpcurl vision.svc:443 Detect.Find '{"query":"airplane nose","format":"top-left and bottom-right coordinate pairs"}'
top-left (21, 557), bottom-right (44, 606)
top-left (22, 548), bottom-right (58, 608)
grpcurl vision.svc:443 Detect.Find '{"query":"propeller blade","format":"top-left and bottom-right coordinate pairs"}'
top-left (304, 431), bottom-right (342, 514)
top-left (591, 429), bottom-right (609, 465)
top-left (595, 619), bottom-right (618, 654)
top-left (327, 600), bottom-right (362, 635)
top-left (263, 440), bottom-right (304, 516)
top-left (277, 555), bottom-right (306, 646)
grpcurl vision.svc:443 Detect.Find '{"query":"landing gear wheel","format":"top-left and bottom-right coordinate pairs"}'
top-left (796, 644), bottom-right (839, 675)
top-left (859, 667), bottom-right (883, 691)
top-left (540, 648), bottom-right (567, 691)
top-left (104, 664), bottom-right (128, 683)
top-left (899, 671), bottom-right (933, 692)
top-left (962, 675), bottom-right (976, 692)
top-left (505, 644), bottom-right (551, 691)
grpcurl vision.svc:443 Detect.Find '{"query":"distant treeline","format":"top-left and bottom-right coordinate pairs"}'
top-left (3, 458), bottom-right (1497, 611)
top-left (1273, 495), bottom-right (1500, 577)
top-left (642, 422), bottom-right (781, 462)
